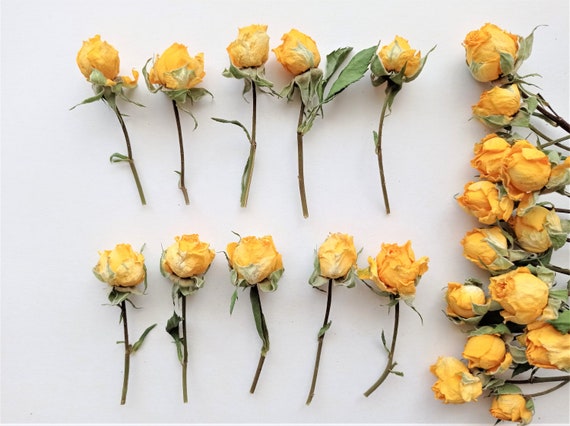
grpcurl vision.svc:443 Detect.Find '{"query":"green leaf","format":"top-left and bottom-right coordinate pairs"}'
top-left (323, 47), bottom-right (353, 82)
top-left (165, 311), bottom-right (184, 363)
top-left (324, 45), bottom-right (377, 103)
top-left (548, 309), bottom-right (570, 334)
top-left (108, 288), bottom-right (130, 305)
top-left (109, 152), bottom-right (130, 163)
top-left (511, 362), bottom-right (533, 378)
top-left (69, 88), bottom-right (105, 110)
top-left (468, 324), bottom-right (511, 336)
top-left (499, 52), bottom-right (515, 76)
top-left (318, 321), bottom-right (332, 338)
top-left (131, 323), bottom-right (157, 353)
top-left (250, 286), bottom-right (270, 355)
top-left (229, 287), bottom-right (239, 314)
top-left (211, 117), bottom-right (252, 143)
top-left (493, 383), bottom-right (523, 395)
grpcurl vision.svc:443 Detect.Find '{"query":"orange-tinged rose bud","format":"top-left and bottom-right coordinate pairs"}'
top-left (445, 282), bottom-right (487, 318)
top-left (162, 234), bottom-right (215, 279)
top-left (501, 140), bottom-right (551, 200)
top-left (489, 267), bottom-right (549, 324)
top-left (461, 227), bottom-right (510, 272)
top-left (379, 35), bottom-right (421, 78)
top-left (77, 34), bottom-right (120, 84)
top-left (227, 235), bottom-right (283, 285)
top-left (273, 29), bottom-right (320, 76)
top-left (490, 394), bottom-right (533, 425)
top-left (472, 84), bottom-right (521, 125)
top-left (471, 134), bottom-right (512, 182)
top-left (227, 24), bottom-right (270, 68)
top-left (365, 241), bottom-right (429, 297)
top-left (525, 322), bottom-right (570, 371)
top-left (93, 243), bottom-right (145, 288)
top-left (317, 233), bottom-right (357, 279)
top-left (462, 334), bottom-right (512, 374)
top-left (430, 356), bottom-right (483, 404)
top-left (510, 206), bottom-right (562, 253)
top-left (457, 180), bottom-right (514, 225)
top-left (463, 23), bottom-right (519, 82)
top-left (149, 43), bottom-right (205, 90)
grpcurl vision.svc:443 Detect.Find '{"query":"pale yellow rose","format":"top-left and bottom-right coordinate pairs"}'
top-left (525, 322), bottom-right (570, 371)
top-left (472, 84), bottom-right (521, 124)
top-left (317, 233), bottom-right (357, 279)
top-left (490, 394), bottom-right (533, 425)
top-left (365, 241), bottom-right (429, 297)
top-left (227, 24), bottom-right (270, 68)
top-left (148, 43), bottom-right (205, 90)
top-left (77, 34), bottom-right (138, 88)
top-left (445, 282), bottom-right (487, 318)
top-left (510, 206), bottom-right (562, 253)
top-left (273, 29), bottom-right (321, 76)
top-left (500, 140), bottom-right (551, 200)
top-left (471, 134), bottom-right (512, 182)
top-left (227, 235), bottom-right (283, 284)
top-left (430, 356), bottom-right (483, 404)
top-left (462, 334), bottom-right (512, 374)
top-left (93, 243), bottom-right (145, 287)
top-left (461, 227), bottom-right (510, 272)
top-left (379, 35), bottom-right (421, 78)
top-left (489, 267), bottom-right (549, 324)
top-left (463, 23), bottom-right (519, 82)
top-left (457, 180), bottom-right (514, 225)
top-left (162, 234), bottom-right (215, 278)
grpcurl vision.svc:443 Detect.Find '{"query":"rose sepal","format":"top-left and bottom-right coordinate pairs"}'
top-left (222, 63), bottom-right (275, 95)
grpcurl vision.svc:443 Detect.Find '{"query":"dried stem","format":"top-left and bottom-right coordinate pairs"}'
top-left (181, 294), bottom-right (189, 403)
top-left (297, 102), bottom-right (309, 218)
top-left (119, 301), bottom-right (131, 405)
top-left (172, 101), bottom-right (190, 205)
top-left (241, 81), bottom-right (257, 208)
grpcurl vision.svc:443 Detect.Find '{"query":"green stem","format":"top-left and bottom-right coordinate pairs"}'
top-left (364, 301), bottom-right (400, 397)
top-left (529, 124), bottom-right (553, 144)
top-left (506, 375), bottom-right (570, 398)
top-left (545, 264), bottom-right (570, 275)
top-left (241, 82), bottom-right (257, 208)
top-left (173, 101), bottom-right (190, 205)
top-left (250, 352), bottom-right (266, 394)
top-left (306, 279), bottom-right (333, 405)
top-left (539, 134), bottom-right (570, 149)
top-left (119, 301), bottom-right (131, 405)
top-left (376, 90), bottom-right (392, 215)
top-left (249, 285), bottom-right (269, 394)
top-left (113, 105), bottom-right (146, 205)
top-left (181, 294), bottom-right (188, 403)
top-left (297, 102), bottom-right (309, 218)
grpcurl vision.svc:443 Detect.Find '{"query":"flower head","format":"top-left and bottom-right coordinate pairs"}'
top-left (490, 394), bottom-right (533, 425)
top-left (456, 180), bottom-right (514, 225)
top-left (227, 24), bottom-right (270, 68)
top-left (463, 23), bottom-right (519, 82)
top-left (510, 206), bottom-right (564, 253)
top-left (462, 334), bottom-right (512, 374)
top-left (148, 43), bottom-right (205, 90)
top-left (461, 227), bottom-right (512, 272)
top-left (273, 29), bottom-right (320, 75)
top-left (378, 36), bottom-right (421, 78)
top-left (472, 84), bottom-right (521, 128)
top-left (93, 243), bottom-right (145, 288)
top-left (430, 356), bottom-right (483, 404)
top-left (470, 134), bottom-right (512, 182)
top-left (309, 233), bottom-right (358, 288)
top-left (524, 321), bottom-right (570, 371)
top-left (445, 282), bottom-right (487, 319)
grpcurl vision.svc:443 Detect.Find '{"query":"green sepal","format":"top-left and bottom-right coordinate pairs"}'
top-left (499, 52), bottom-right (516, 77)
top-left (324, 45), bottom-right (377, 103)
top-left (468, 323), bottom-right (511, 337)
top-left (131, 323), bottom-right (157, 353)
top-left (250, 285), bottom-right (270, 356)
top-left (211, 117), bottom-right (252, 143)
top-left (403, 45), bottom-right (436, 83)
top-left (69, 87), bottom-right (105, 110)
top-left (109, 152), bottom-right (130, 163)
top-left (89, 68), bottom-right (109, 86)
top-left (165, 311), bottom-right (184, 363)
top-left (548, 309), bottom-right (570, 334)
top-left (107, 288), bottom-right (131, 305)
top-left (229, 286), bottom-right (240, 315)
top-left (317, 321), bottom-right (332, 338)
top-left (515, 26), bottom-right (543, 71)
top-left (258, 268), bottom-right (284, 293)
top-left (493, 383), bottom-right (523, 395)
top-left (508, 342), bottom-right (529, 366)
top-left (222, 63), bottom-right (275, 96)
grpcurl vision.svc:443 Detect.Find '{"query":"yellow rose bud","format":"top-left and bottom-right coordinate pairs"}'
top-left (489, 267), bottom-right (549, 325)
top-left (463, 23), bottom-right (519, 82)
top-left (510, 206), bottom-right (562, 253)
top-left (471, 134), bottom-right (512, 182)
top-left (93, 243), bottom-right (145, 288)
top-left (273, 29), bottom-right (321, 76)
top-left (490, 394), bottom-right (533, 425)
top-left (547, 157), bottom-right (570, 189)
top-left (378, 35), bottom-right (421, 78)
top-left (148, 43), bottom-right (205, 90)
top-left (317, 233), bottom-right (358, 279)
top-left (525, 322), bottom-right (570, 371)
top-left (76, 35), bottom-right (138, 88)
top-left (457, 180), bottom-right (514, 225)
top-left (461, 227), bottom-right (510, 272)
top-left (162, 234), bottom-right (215, 279)
top-left (445, 282), bottom-right (487, 319)
top-left (227, 235), bottom-right (283, 285)
top-left (430, 356), bottom-right (483, 404)
top-left (472, 84), bottom-right (521, 126)
top-left (462, 334), bottom-right (512, 374)
top-left (500, 140), bottom-right (551, 200)
top-left (366, 241), bottom-right (429, 297)
top-left (227, 24), bottom-right (270, 68)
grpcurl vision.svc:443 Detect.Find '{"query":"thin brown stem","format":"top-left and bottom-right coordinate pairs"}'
top-left (364, 301), bottom-right (400, 397)
top-left (113, 105), bottom-right (146, 205)
top-left (249, 353), bottom-right (266, 394)
top-left (119, 301), bottom-right (131, 405)
top-left (181, 295), bottom-right (188, 403)
top-left (506, 376), bottom-right (570, 398)
top-left (172, 101), bottom-right (190, 205)
top-left (376, 93), bottom-right (391, 215)
top-left (306, 279), bottom-right (333, 405)
top-left (241, 82), bottom-right (257, 208)
top-left (297, 103), bottom-right (309, 218)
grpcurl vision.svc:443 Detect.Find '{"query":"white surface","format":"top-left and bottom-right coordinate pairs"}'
top-left (1, 0), bottom-right (569, 424)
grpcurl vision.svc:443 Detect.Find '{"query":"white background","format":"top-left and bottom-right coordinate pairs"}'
top-left (1, 0), bottom-right (569, 424)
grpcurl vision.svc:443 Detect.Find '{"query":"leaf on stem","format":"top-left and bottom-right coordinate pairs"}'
top-left (166, 311), bottom-right (185, 363)
top-left (250, 286), bottom-right (270, 356)
top-left (211, 117), bottom-right (252, 143)
top-left (131, 323), bottom-right (157, 353)
top-left (317, 321), bottom-right (332, 338)
top-left (109, 152), bottom-right (131, 164)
